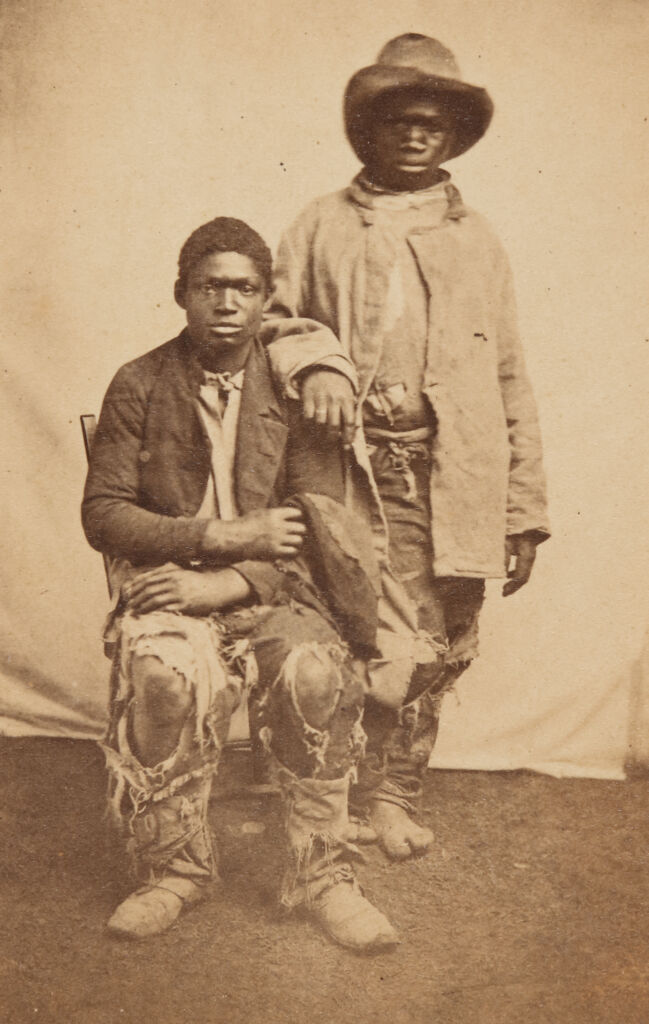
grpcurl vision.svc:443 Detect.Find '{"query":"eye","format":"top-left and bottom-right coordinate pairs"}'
top-left (199, 283), bottom-right (217, 296)
top-left (239, 284), bottom-right (256, 296)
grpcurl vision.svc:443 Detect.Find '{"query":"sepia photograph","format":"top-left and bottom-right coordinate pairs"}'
top-left (1, 0), bottom-right (649, 1021)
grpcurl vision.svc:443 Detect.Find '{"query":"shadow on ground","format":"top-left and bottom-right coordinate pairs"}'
top-left (0, 737), bottom-right (647, 1024)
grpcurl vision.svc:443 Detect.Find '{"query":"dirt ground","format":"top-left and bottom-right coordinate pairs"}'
top-left (0, 737), bottom-right (647, 1024)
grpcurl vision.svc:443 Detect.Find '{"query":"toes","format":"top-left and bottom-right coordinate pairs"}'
top-left (409, 827), bottom-right (434, 855)
top-left (380, 830), bottom-right (413, 861)
top-left (355, 824), bottom-right (379, 844)
top-left (378, 824), bottom-right (434, 861)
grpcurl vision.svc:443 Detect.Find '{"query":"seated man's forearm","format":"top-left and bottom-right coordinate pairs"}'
top-left (83, 500), bottom-right (292, 568)
top-left (83, 499), bottom-right (257, 566)
top-left (82, 497), bottom-right (211, 565)
top-left (200, 518), bottom-right (259, 562)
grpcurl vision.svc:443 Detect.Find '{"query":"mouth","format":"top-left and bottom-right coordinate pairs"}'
top-left (397, 148), bottom-right (429, 163)
top-left (209, 324), bottom-right (243, 336)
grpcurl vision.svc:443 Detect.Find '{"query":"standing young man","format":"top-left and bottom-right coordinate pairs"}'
top-left (82, 216), bottom-right (399, 951)
top-left (269, 35), bottom-right (550, 860)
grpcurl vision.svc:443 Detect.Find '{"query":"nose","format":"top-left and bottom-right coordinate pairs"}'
top-left (403, 123), bottom-right (427, 144)
top-left (213, 287), bottom-right (238, 310)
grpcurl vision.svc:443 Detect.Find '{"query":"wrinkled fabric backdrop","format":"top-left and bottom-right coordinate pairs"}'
top-left (2, 0), bottom-right (649, 778)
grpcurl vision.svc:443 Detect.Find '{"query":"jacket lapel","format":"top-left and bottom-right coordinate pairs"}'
top-left (143, 333), bottom-right (212, 516)
top-left (235, 340), bottom-right (288, 512)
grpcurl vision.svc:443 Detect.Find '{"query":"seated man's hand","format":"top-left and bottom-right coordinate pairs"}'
top-left (237, 507), bottom-right (307, 560)
top-left (125, 564), bottom-right (251, 616)
top-left (202, 507), bottom-right (306, 562)
top-left (503, 534), bottom-right (538, 597)
top-left (300, 369), bottom-right (357, 447)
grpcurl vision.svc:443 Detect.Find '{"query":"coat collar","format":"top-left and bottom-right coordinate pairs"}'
top-left (346, 171), bottom-right (466, 225)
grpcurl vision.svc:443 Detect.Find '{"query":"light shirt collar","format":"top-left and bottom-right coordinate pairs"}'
top-left (348, 171), bottom-right (466, 218)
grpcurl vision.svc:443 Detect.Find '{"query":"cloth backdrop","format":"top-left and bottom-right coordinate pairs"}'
top-left (2, 0), bottom-right (649, 779)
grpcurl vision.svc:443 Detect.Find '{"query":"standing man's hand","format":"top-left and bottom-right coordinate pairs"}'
top-left (300, 369), bottom-right (357, 446)
top-left (503, 534), bottom-right (538, 596)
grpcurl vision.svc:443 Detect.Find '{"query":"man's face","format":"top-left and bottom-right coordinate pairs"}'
top-left (179, 251), bottom-right (267, 362)
top-left (368, 94), bottom-right (454, 189)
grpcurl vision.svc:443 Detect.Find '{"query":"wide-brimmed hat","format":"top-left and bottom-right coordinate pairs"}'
top-left (344, 34), bottom-right (494, 163)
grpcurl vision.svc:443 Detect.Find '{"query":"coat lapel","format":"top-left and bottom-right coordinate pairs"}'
top-left (143, 333), bottom-right (212, 515)
top-left (235, 340), bottom-right (288, 512)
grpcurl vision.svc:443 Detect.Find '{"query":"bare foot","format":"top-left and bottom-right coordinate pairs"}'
top-left (369, 801), bottom-right (434, 861)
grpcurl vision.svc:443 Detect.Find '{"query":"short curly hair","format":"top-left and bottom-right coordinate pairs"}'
top-left (175, 217), bottom-right (273, 297)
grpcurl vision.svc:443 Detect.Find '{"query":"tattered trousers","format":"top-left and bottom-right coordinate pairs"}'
top-left (103, 601), bottom-right (366, 906)
top-left (355, 437), bottom-right (486, 813)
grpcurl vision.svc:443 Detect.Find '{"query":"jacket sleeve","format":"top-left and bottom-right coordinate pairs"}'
top-left (259, 318), bottom-right (358, 399)
top-left (228, 561), bottom-right (284, 605)
top-left (495, 252), bottom-right (551, 540)
top-left (81, 364), bottom-right (210, 564)
top-left (260, 207), bottom-right (358, 397)
top-left (234, 402), bottom-right (349, 606)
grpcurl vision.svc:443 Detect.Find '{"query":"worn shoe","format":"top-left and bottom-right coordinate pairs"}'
top-left (107, 877), bottom-right (204, 939)
top-left (309, 879), bottom-right (399, 952)
top-left (369, 801), bottom-right (434, 861)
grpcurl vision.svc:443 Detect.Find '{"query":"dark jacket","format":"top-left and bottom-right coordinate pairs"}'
top-left (82, 330), bottom-right (345, 603)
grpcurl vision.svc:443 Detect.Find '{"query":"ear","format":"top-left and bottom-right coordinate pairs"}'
top-left (174, 278), bottom-right (187, 310)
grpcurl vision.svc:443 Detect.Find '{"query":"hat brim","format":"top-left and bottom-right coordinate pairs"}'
top-left (344, 64), bottom-right (494, 163)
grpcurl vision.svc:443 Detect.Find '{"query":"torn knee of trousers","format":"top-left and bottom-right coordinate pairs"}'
top-left (133, 659), bottom-right (194, 729)
top-left (403, 658), bottom-right (447, 705)
top-left (283, 642), bottom-right (347, 731)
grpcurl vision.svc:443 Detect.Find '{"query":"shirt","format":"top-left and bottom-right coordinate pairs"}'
top-left (357, 176), bottom-right (451, 432)
top-left (196, 369), bottom-right (244, 521)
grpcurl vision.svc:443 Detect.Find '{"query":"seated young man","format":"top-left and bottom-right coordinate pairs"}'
top-left (81, 216), bottom-right (398, 952)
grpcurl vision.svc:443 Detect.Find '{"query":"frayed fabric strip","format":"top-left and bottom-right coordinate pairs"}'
top-left (281, 642), bottom-right (346, 769)
top-left (276, 767), bottom-right (361, 909)
top-left (115, 611), bottom-right (244, 747)
top-left (102, 610), bottom-right (250, 883)
top-left (125, 771), bottom-right (218, 885)
top-left (368, 626), bottom-right (446, 708)
top-left (255, 637), bottom-right (365, 780)
top-left (371, 778), bottom-right (418, 816)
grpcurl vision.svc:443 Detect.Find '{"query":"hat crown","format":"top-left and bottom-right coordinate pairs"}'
top-left (376, 34), bottom-right (461, 82)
